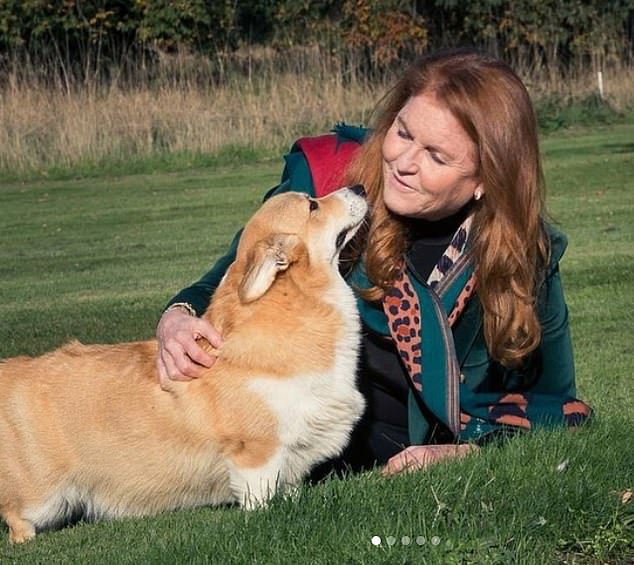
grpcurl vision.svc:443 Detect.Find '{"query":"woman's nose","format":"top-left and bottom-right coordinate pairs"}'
top-left (394, 144), bottom-right (421, 173)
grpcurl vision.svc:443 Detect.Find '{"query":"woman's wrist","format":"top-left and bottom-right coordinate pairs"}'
top-left (164, 302), bottom-right (197, 317)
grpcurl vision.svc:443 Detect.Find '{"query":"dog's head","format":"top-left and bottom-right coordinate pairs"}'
top-left (235, 186), bottom-right (367, 303)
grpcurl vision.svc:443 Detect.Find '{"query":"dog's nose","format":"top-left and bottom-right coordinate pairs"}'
top-left (349, 184), bottom-right (366, 198)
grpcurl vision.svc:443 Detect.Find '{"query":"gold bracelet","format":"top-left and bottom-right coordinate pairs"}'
top-left (164, 302), bottom-right (197, 317)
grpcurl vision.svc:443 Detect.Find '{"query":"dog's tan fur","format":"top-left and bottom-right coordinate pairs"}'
top-left (0, 188), bottom-right (367, 543)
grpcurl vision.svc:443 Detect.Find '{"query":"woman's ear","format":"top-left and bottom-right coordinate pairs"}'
top-left (474, 184), bottom-right (484, 201)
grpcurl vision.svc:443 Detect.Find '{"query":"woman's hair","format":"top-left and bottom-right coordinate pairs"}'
top-left (345, 48), bottom-right (549, 368)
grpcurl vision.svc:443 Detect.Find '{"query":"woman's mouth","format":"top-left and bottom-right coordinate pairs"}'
top-left (391, 172), bottom-right (416, 192)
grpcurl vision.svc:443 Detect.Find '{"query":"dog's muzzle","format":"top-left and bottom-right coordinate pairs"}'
top-left (334, 186), bottom-right (368, 250)
top-left (349, 184), bottom-right (366, 198)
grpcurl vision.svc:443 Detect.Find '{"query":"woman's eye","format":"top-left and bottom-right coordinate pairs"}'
top-left (429, 151), bottom-right (446, 165)
top-left (309, 199), bottom-right (319, 211)
top-left (397, 128), bottom-right (412, 140)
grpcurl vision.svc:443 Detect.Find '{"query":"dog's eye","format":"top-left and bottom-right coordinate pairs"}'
top-left (309, 199), bottom-right (319, 212)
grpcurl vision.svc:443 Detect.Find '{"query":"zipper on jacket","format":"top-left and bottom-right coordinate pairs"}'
top-left (404, 257), bottom-right (465, 436)
top-left (428, 290), bottom-right (461, 436)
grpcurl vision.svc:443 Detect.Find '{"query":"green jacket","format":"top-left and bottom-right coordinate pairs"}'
top-left (167, 124), bottom-right (591, 445)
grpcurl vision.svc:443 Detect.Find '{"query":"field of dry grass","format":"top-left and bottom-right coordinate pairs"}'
top-left (1, 49), bottom-right (632, 177)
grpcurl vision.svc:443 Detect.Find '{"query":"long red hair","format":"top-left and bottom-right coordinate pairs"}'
top-left (345, 49), bottom-right (549, 368)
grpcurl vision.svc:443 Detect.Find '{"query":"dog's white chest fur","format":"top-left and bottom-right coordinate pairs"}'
top-left (228, 276), bottom-right (364, 507)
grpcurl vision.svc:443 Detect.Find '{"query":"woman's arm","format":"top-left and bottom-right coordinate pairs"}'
top-left (156, 175), bottom-right (310, 385)
top-left (163, 229), bottom-right (244, 317)
top-left (155, 228), bottom-right (245, 387)
top-left (530, 264), bottom-right (577, 395)
top-left (382, 444), bottom-right (479, 475)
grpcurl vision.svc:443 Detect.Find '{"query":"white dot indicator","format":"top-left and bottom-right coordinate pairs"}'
top-left (371, 536), bottom-right (382, 546)
top-left (416, 536), bottom-right (426, 545)
top-left (401, 536), bottom-right (411, 545)
top-left (431, 536), bottom-right (441, 546)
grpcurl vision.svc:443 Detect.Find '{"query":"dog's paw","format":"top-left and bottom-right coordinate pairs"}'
top-left (7, 517), bottom-right (36, 544)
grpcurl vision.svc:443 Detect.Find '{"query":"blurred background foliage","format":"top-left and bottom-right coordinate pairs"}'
top-left (0, 0), bottom-right (632, 177)
top-left (0, 0), bottom-right (631, 85)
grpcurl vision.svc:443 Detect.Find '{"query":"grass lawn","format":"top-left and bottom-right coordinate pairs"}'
top-left (1, 124), bottom-right (633, 564)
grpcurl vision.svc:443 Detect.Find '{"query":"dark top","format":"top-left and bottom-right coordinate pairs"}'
top-left (336, 209), bottom-right (470, 472)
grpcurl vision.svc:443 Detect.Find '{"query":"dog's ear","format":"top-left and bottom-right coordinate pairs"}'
top-left (239, 234), bottom-right (301, 303)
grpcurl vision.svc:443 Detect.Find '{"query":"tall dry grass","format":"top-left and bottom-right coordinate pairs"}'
top-left (1, 47), bottom-right (632, 177)
top-left (0, 48), bottom-right (385, 176)
top-left (0, 75), bottom-right (379, 174)
top-left (519, 60), bottom-right (634, 109)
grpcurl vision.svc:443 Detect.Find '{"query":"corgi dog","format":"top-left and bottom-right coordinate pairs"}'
top-left (0, 186), bottom-right (367, 543)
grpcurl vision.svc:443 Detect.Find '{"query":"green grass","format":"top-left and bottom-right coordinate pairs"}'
top-left (534, 94), bottom-right (628, 134)
top-left (0, 144), bottom-right (282, 185)
top-left (1, 124), bottom-right (633, 564)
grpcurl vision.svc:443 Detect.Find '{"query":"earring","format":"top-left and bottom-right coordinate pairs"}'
top-left (474, 188), bottom-right (483, 201)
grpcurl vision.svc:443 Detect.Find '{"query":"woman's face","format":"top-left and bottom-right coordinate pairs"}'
top-left (382, 92), bottom-right (482, 221)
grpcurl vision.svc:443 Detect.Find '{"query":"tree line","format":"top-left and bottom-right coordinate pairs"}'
top-left (1, 0), bottom-right (632, 84)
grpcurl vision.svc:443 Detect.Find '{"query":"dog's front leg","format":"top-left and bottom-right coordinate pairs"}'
top-left (230, 458), bottom-right (284, 510)
top-left (3, 510), bottom-right (36, 544)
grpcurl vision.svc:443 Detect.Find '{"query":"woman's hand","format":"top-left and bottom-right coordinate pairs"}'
top-left (156, 307), bottom-right (224, 390)
top-left (381, 444), bottom-right (479, 476)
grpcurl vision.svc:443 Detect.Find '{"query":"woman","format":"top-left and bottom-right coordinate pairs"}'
top-left (155, 48), bottom-right (591, 476)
